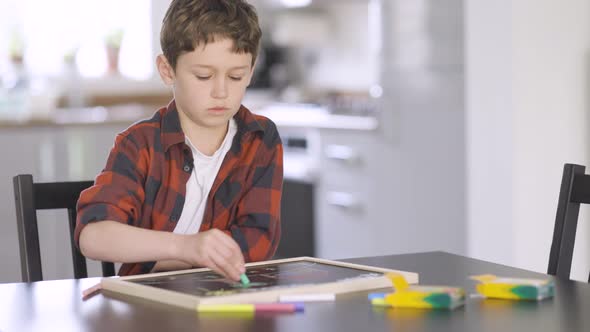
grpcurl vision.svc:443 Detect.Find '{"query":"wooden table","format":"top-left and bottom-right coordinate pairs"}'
top-left (1, 251), bottom-right (589, 332)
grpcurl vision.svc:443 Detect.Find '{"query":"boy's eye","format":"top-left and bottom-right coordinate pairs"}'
top-left (196, 75), bottom-right (211, 80)
top-left (229, 76), bottom-right (243, 81)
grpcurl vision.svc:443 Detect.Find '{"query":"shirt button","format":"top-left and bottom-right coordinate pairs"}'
top-left (171, 215), bottom-right (178, 222)
top-left (183, 165), bottom-right (191, 172)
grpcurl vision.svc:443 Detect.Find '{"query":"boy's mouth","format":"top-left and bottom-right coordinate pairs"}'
top-left (208, 107), bottom-right (229, 112)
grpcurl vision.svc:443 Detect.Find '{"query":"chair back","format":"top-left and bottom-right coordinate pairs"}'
top-left (548, 163), bottom-right (590, 282)
top-left (13, 174), bottom-right (115, 282)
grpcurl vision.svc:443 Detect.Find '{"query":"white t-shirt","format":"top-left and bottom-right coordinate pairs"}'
top-left (173, 118), bottom-right (237, 234)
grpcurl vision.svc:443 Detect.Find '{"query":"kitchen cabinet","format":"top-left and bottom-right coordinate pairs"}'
top-left (314, 128), bottom-right (389, 259)
top-left (259, 106), bottom-right (384, 260)
top-left (0, 122), bottom-right (128, 282)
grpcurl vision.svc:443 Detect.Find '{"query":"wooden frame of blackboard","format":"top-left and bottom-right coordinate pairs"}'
top-left (100, 256), bottom-right (419, 310)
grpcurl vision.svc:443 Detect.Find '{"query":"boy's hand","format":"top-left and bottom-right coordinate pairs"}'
top-left (178, 229), bottom-right (245, 281)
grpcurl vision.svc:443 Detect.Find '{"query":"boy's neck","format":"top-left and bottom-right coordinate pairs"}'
top-left (181, 119), bottom-right (229, 157)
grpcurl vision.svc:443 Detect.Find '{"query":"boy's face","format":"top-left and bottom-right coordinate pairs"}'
top-left (157, 38), bottom-right (254, 133)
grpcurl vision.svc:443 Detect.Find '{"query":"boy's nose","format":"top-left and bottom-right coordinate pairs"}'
top-left (211, 78), bottom-right (228, 99)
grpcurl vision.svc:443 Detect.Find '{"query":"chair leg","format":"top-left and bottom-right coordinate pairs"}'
top-left (13, 174), bottom-right (44, 282)
top-left (68, 209), bottom-right (88, 278)
top-left (102, 262), bottom-right (116, 277)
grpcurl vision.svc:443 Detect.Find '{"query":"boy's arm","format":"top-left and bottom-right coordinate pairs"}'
top-left (224, 126), bottom-right (284, 262)
top-left (75, 133), bottom-right (147, 249)
top-left (151, 260), bottom-right (192, 272)
top-left (79, 221), bottom-right (181, 263)
top-left (75, 134), bottom-right (189, 272)
top-left (81, 221), bottom-right (244, 280)
top-left (76, 134), bottom-right (243, 280)
top-left (80, 221), bottom-right (191, 273)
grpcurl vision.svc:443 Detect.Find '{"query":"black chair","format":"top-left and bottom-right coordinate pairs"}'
top-left (13, 174), bottom-right (115, 282)
top-left (548, 163), bottom-right (590, 282)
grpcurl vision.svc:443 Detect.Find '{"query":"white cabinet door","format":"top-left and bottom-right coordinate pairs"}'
top-left (0, 127), bottom-right (54, 282)
top-left (315, 129), bottom-right (382, 259)
top-left (0, 124), bottom-right (127, 282)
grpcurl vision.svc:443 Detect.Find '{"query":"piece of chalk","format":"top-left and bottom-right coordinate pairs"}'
top-left (240, 273), bottom-right (250, 286)
top-left (279, 293), bottom-right (336, 302)
top-left (367, 292), bottom-right (390, 300)
top-left (197, 303), bottom-right (304, 313)
top-left (82, 283), bottom-right (102, 300)
top-left (371, 298), bottom-right (392, 307)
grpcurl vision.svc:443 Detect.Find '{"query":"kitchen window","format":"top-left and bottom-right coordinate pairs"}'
top-left (0, 0), bottom-right (153, 80)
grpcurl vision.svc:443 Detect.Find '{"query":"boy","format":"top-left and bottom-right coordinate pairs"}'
top-left (74, 0), bottom-right (283, 282)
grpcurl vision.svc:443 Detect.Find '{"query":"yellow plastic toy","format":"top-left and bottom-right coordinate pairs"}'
top-left (369, 273), bottom-right (465, 310)
top-left (470, 274), bottom-right (554, 301)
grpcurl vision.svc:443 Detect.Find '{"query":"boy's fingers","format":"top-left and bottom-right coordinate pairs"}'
top-left (214, 231), bottom-right (245, 266)
top-left (224, 245), bottom-right (245, 274)
top-left (214, 241), bottom-right (233, 260)
top-left (202, 256), bottom-right (226, 280)
top-left (209, 251), bottom-right (241, 281)
top-left (207, 231), bottom-right (245, 274)
top-left (207, 229), bottom-right (245, 274)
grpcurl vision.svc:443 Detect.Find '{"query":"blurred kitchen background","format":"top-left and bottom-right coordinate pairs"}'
top-left (0, 0), bottom-right (589, 283)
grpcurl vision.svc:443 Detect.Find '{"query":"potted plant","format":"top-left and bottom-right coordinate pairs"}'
top-left (8, 29), bottom-right (24, 65)
top-left (105, 29), bottom-right (124, 74)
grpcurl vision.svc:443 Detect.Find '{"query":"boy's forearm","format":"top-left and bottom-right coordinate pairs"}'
top-left (79, 221), bottom-right (183, 264)
top-left (151, 260), bottom-right (192, 272)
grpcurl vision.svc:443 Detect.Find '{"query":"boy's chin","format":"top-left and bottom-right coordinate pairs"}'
top-left (199, 116), bottom-right (232, 129)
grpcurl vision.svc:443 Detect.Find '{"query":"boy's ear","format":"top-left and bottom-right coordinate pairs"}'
top-left (156, 54), bottom-right (175, 85)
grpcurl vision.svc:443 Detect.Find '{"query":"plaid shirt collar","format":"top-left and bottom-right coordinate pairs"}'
top-left (160, 99), bottom-right (265, 152)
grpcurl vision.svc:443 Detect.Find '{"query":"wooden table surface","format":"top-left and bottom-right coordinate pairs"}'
top-left (1, 251), bottom-right (589, 332)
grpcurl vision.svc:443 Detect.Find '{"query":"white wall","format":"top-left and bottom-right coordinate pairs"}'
top-left (465, 0), bottom-right (515, 271)
top-left (377, 0), bottom-right (467, 256)
top-left (466, 0), bottom-right (590, 281)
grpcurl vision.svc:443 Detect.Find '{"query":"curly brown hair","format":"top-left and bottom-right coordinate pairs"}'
top-left (160, 0), bottom-right (261, 70)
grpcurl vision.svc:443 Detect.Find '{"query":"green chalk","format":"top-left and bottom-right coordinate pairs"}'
top-left (240, 273), bottom-right (250, 286)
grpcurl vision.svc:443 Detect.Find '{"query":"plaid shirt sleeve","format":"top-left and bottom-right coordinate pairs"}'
top-left (225, 122), bottom-right (283, 262)
top-left (74, 133), bottom-right (147, 246)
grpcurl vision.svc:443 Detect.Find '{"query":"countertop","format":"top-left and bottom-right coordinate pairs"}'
top-left (255, 103), bottom-right (378, 131)
top-left (0, 103), bottom-right (378, 131)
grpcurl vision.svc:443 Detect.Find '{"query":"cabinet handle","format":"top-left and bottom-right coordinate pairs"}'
top-left (326, 191), bottom-right (360, 210)
top-left (324, 145), bottom-right (359, 164)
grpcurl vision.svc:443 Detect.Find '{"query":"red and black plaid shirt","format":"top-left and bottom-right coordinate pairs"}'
top-left (75, 100), bottom-right (283, 276)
